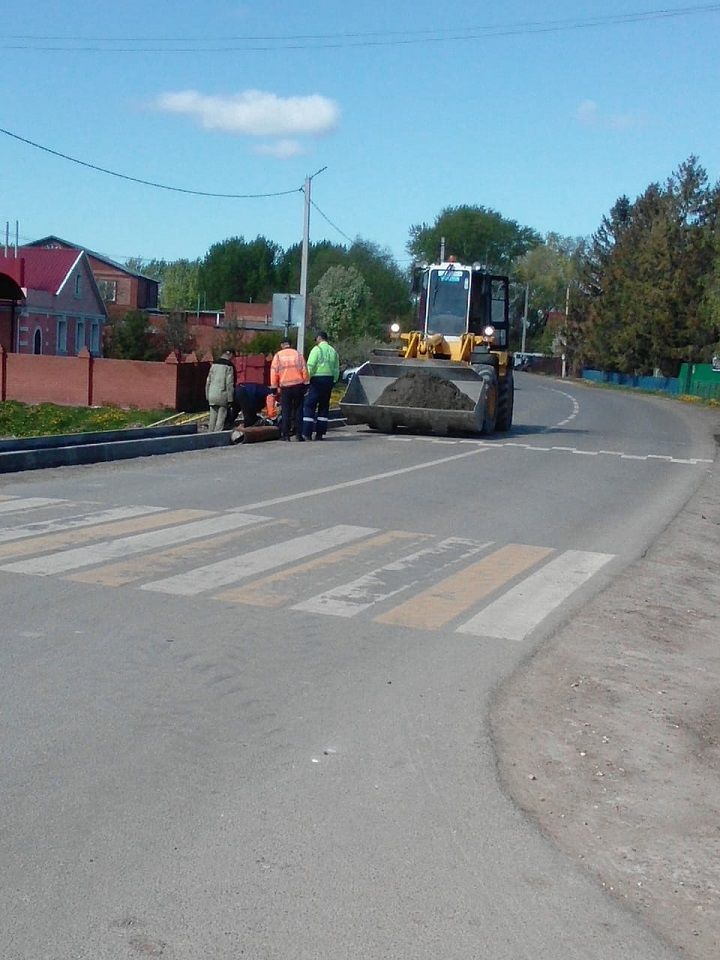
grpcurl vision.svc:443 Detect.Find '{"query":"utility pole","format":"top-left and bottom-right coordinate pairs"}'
top-left (521, 282), bottom-right (529, 354)
top-left (298, 166), bottom-right (327, 356)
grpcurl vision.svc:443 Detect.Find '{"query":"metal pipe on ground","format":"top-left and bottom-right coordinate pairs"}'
top-left (230, 425), bottom-right (280, 444)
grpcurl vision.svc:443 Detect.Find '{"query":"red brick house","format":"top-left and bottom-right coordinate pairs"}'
top-left (23, 235), bottom-right (159, 321)
top-left (0, 248), bottom-right (107, 355)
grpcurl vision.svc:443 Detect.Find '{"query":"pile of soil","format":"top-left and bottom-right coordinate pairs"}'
top-left (376, 370), bottom-right (474, 410)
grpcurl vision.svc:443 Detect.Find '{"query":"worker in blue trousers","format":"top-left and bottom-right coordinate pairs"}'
top-left (302, 331), bottom-right (340, 441)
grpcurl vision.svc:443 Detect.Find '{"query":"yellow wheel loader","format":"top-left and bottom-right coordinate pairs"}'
top-left (341, 258), bottom-right (514, 435)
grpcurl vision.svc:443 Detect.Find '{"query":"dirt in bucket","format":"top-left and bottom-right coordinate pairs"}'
top-left (376, 370), bottom-right (475, 410)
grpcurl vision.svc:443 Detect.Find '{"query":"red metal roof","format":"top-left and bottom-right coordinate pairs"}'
top-left (10, 247), bottom-right (82, 293)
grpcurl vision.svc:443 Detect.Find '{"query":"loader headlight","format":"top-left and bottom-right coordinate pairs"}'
top-left (483, 325), bottom-right (495, 337)
top-left (389, 323), bottom-right (401, 334)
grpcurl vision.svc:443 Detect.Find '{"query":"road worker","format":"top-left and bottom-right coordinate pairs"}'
top-left (270, 338), bottom-right (309, 441)
top-left (302, 330), bottom-right (340, 441)
top-left (234, 381), bottom-right (275, 427)
top-left (205, 349), bottom-right (236, 432)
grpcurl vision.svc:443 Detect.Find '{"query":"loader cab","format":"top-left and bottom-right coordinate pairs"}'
top-left (468, 272), bottom-right (509, 348)
top-left (419, 262), bottom-right (471, 338)
top-left (416, 262), bottom-right (509, 347)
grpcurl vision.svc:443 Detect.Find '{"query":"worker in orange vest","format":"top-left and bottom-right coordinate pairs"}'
top-left (270, 338), bottom-right (309, 441)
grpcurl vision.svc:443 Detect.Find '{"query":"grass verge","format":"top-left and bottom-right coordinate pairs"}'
top-left (0, 401), bottom-right (170, 439)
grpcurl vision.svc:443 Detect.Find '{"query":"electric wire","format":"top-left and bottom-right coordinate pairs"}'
top-left (309, 200), bottom-right (355, 246)
top-left (0, 126), bottom-right (303, 199)
top-left (0, 4), bottom-right (717, 51)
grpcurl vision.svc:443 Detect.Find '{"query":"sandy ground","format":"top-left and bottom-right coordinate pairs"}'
top-left (492, 417), bottom-right (720, 959)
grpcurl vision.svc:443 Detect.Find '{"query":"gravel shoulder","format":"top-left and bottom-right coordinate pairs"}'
top-left (492, 415), bottom-right (720, 959)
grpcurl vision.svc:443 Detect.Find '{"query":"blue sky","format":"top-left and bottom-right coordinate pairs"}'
top-left (1, 2), bottom-right (718, 270)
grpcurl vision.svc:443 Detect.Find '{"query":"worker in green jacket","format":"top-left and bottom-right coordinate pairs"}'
top-left (302, 331), bottom-right (340, 440)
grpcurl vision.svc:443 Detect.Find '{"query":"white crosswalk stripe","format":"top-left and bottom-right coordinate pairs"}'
top-left (0, 497), bottom-right (67, 514)
top-left (293, 538), bottom-right (491, 618)
top-left (456, 549), bottom-right (613, 640)
top-left (1, 512), bottom-right (269, 576)
top-left (0, 505), bottom-right (167, 544)
top-left (141, 524), bottom-right (378, 596)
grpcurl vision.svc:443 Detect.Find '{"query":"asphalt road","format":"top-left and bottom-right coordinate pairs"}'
top-left (1, 374), bottom-right (714, 960)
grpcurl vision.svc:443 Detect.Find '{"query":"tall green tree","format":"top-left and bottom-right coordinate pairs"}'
top-left (198, 236), bottom-right (281, 307)
top-left (106, 310), bottom-right (163, 361)
top-left (513, 233), bottom-right (583, 348)
top-left (311, 266), bottom-right (374, 342)
top-left (277, 239), bottom-right (412, 333)
top-left (408, 205), bottom-right (541, 273)
top-left (159, 259), bottom-right (201, 311)
top-left (579, 158), bottom-right (719, 374)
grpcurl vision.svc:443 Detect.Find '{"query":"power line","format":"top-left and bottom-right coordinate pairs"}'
top-left (309, 200), bottom-right (355, 246)
top-left (0, 5), bottom-right (717, 51)
top-left (0, 126), bottom-right (303, 199)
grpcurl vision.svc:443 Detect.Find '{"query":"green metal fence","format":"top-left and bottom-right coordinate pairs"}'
top-left (678, 362), bottom-right (720, 400)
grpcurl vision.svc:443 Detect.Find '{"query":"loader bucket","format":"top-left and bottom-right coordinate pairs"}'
top-left (340, 359), bottom-right (492, 435)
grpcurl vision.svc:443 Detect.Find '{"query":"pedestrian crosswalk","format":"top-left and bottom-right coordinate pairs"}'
top-left (0, 495), bottom-right (614, 642)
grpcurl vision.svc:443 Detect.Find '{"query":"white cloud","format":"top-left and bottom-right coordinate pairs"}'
top-left (574, 99), bottom-right (647, 131)
top-left (575, 99), bottom-right (600, 125)
top-left (152, 89), bottom-right (340, 137)
top-left (252, 139), bottom-right (306, 158)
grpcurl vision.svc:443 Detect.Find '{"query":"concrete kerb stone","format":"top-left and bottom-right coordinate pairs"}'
top-left (0, 423), bottom-right (198, 454)
top-left (0, 430), bottom-right (232, 474)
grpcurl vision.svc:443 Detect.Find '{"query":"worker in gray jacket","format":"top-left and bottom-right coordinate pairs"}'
top-left (205, 349), bottom-right (236, 431)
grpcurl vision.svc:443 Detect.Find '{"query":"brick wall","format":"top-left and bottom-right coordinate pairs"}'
top-left (0, 347), bottom-right (218, 411)
top-left (92, 357), bottom-right (179, 409)
top-left (2, 350), bottom-right (91, 405)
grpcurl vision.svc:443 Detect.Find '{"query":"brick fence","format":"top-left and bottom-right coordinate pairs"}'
top-left (0, 348), bottom-right (271, 412)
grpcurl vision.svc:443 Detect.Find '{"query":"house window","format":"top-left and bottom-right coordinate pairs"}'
top-left (75, 320), bottom-right (85, 353)
top-left (74, 274), bottom-right (82, 297)
top-left (98, 279), bottom-right (117, 303)
top-left (33, 328), bottom-right (42, 354)
top-left (57, 318), bottom-right (67, 353)
top-left (90, 322), bottom-right (100, 355)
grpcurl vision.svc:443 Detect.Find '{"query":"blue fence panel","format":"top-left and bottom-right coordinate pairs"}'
top-left (581, 370), bottom-right (679, 394)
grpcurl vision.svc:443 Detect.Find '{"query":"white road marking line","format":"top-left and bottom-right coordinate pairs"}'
top-left (548, 388), bottom-right (581, 428)
top-left (457, 549), bottom-right (614, 641)
top-left (292, 538), bottom-right (491, 618)
top-left (228, 448), bottom-right (487, 512)
top-left (1, 513), bottom-right (269, 576)
top-left (141, 524), bottom-right (378, 596)
top-left (0, 505), bottom-right (167, 543)
top-left (381, 436), bottom-right (713, 466)
top-left (0, 498), bottom-right (67, 514)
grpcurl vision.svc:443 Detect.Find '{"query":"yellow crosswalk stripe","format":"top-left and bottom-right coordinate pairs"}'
top-left (375, 543), bottom-right (554, 629)
top-left (0, 509), bottom-right (212, 561)
top-left (216, 530), bottom-right (422, 607)
top-left (66, 519), bottom-right (291, 586)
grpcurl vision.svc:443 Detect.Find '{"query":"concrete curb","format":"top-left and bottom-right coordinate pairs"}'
top-left (0, 430), bottom-right (232, 474)
top-left (0, 423), bottom-right (198, 454)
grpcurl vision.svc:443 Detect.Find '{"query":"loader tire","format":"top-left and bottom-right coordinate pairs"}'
top-left (496, 370), bottom-right (514, 431)
top-left (477, 366), bottom-right (498, 435)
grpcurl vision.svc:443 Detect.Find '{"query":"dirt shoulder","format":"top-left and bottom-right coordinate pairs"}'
top-left (492, 423), bottom-right (720, 959)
